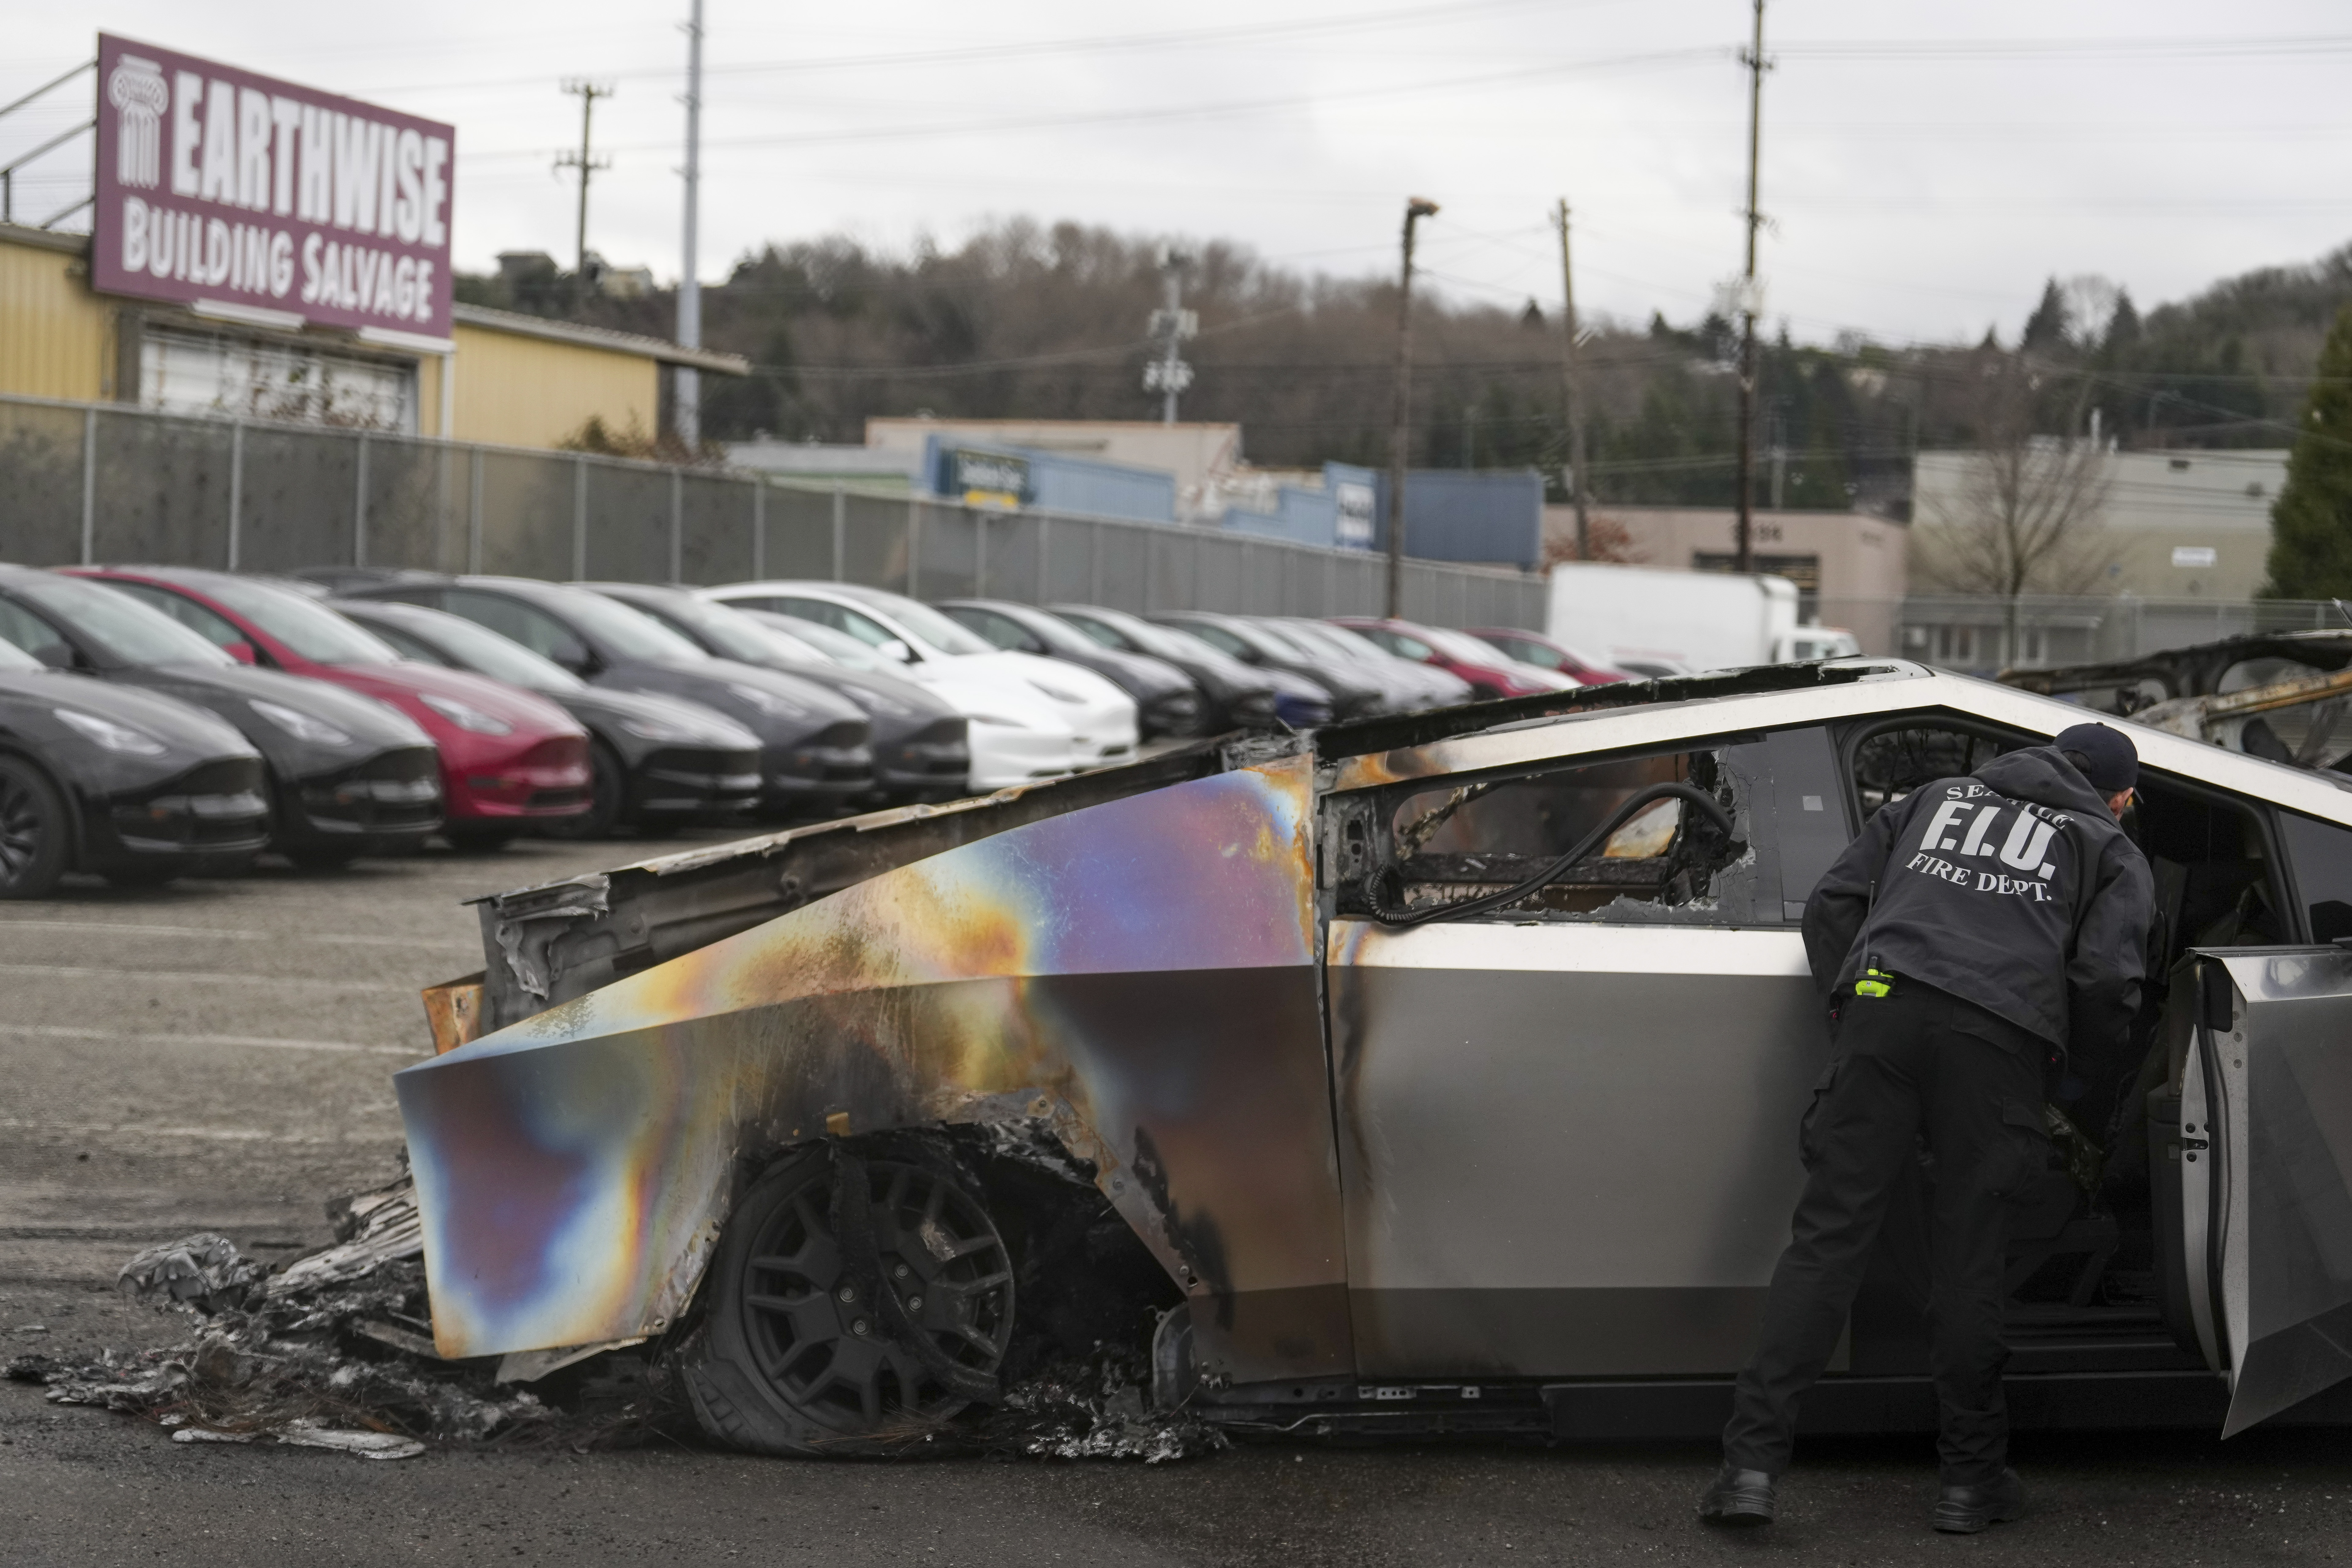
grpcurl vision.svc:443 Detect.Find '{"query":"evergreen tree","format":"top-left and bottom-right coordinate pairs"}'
top-left (2265, 303), bottom-right (2352, 596)
top-left (2021, 277), bottom-right (2070, 352)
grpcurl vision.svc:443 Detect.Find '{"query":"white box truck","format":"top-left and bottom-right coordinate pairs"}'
top-left (1546, 563), bottom-right (1857, 676)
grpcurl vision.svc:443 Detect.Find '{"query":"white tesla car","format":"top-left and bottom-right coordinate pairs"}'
top-left (701, 582), bottom-right (1139, 788)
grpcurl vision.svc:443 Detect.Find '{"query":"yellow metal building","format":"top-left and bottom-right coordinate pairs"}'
top-left (0, 221), bottom-right (744, 449)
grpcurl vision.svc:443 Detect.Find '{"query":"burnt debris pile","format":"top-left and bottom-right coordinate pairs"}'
top-left (4, 1166), bottom-right (682, 1459)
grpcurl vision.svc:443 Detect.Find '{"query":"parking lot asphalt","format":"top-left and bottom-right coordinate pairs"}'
top-left (6, 837), bottom-right (2352, 1566)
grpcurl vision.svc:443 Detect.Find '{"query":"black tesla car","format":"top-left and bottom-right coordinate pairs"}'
top-left (0, 567), bottom-right (439, 867)
top-left (935, 598), bottom-right (1204, 739)
top-left (572, 582), bottom-right (971, 804)
top-left (1048, 604), bottom-right (1306, 730)
top-left (331, 598), bottom-right (763, 839)
top-left (1152, 610), bottom-right (1392, 721)
top-left (335, 575), bottom-right (876, 818)
top-left (0, 635), bottom-right (270, 896)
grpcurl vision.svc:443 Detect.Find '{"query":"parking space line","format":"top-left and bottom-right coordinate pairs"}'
top-left (0, 1024), bottom-right (423, 1058)
top-left (0, 919), bottom-right (476, 951)
top-left (0, 964), bottom-right (416, 992)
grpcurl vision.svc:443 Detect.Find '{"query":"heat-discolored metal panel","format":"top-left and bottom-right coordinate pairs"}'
top-left (1328, 920), bottom-right (1825, 1377)
top-left (2204, 947), bottom-right (2352, 1435)
top-left (396, 754), bottom-right (1349, 1383)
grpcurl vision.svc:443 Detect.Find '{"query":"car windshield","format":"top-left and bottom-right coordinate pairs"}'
top-left (834, 587), bottom-right (994, 657)
top-left (1302, 622), bottom-right (1389, 660)
top-left (186, 576), bottom-right (401, 664)
top-left (665, 597), bottom-right (794, 664)
top-left (747, 613), bottom-right (884, 671)
top-left (366, 607), bottom-right (583, 692)
top-left (538, 587), bottom-right (710, 663)
top-left (1489, 634), bottom-right (1567, 670)
top-left (17, 575), bottom-right (232, 667)
top-left (1069, 609), bottom-right (1200, 662)
top-left (1421, 625), bottom-right (1512, 665)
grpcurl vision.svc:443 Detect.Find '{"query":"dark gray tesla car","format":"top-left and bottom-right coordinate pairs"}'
top-left (573, 582), bottom-right (972, 804)
top-left (936, 598), bottom-right (1204, 739)
top-left (337, 575), bottom-right (876, 819)
top-left (0, 567), bottom-right (439, 866)
top-left (0, 636), bottom-right (270, 896)
top-left (331, 598), bottom-right (763, 839)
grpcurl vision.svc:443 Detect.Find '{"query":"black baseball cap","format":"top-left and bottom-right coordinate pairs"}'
top-left (2054, 722), bottom-right (2138, 793)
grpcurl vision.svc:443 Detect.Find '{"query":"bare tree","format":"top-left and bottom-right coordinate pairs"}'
top-left (1914, 352), bottom-right (2112, 666)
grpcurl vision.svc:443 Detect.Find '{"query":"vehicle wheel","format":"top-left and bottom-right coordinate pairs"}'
top-left (538, 741), bottom-right (624, 840)
top-left (0, 755), bottom-right (70, 900)
top-left (442, 825), bottom-right (516, 854)
top-left (676, 1141), bottom-right (1016, 1456)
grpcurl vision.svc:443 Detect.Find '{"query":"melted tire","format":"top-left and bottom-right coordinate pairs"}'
top-left (679, 1141), bottom-right (1015, 1457)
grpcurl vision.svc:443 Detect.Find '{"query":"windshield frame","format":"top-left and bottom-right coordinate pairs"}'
top-left (179, 575), bottom-right (403, 665)
top-left (832, 586), bottom-right (996, 657)
top-left (528, 586), bottom-right (711, 665)
top-left (349, 604), bottom-right (582, 692)
top-left (13, 575), bottom-right (234, 669)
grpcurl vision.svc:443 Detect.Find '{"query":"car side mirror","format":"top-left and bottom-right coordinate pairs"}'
top-left (33, 643), bottom-right (74, 669)
top-left (549, 639), bottom-right (595, 676)
top-left (223, 640), bottom-right (257, 665)
top-left (879, 638), bottom-right (914, 664)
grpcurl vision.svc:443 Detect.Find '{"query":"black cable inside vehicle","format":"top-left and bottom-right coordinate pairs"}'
top-left (1364, 780), bottom-right (1736, 929)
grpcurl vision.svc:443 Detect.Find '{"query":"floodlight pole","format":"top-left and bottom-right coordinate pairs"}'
top-left (1734, 0), bottom-right (1769, 573)
top-left (675, 0), bottom-right (705, 450)
top-left (1386, 196), bottom-right (1438, 619)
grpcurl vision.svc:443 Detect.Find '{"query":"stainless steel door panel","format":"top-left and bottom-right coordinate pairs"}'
top-left (2200, 948), bottom-right (2352, 1436)
top-left (1329, 920), bottom-right (1825, 1377)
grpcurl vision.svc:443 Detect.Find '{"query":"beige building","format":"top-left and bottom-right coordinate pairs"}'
top-left (0, 221), bottom-right (744, 450)
top-left (1553, 505), bottom-right (1910, 654)
top-left (1909, 447), bottom-right (2286, 601)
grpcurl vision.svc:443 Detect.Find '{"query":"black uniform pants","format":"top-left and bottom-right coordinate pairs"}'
top-left (1721, 978), bottom-right (2051, 1485)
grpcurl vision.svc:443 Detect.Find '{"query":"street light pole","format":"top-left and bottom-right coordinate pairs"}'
top-left (675, 0), bottom-right (705, 451)
top-left (1386, 196), bottom-right (1438, 620)
top-left (1734, 0), bottom-right (1769, 573)
top-left (1555, 198), bottom-right (1592, 561)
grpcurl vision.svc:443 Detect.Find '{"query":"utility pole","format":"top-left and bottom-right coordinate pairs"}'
top-left (1386, 197), bottom-right (1439, 619)
top-left (1768, 405), bottom-right (1786, 510)
top-left (555, 80), bottom-right (614, 280)
top-left (1554, 198), bottom-right (1592, 560)
top-left (674, 0), bottom-right (705, 451)
top-left (1143, 247), bottom-right (1195, 424)
top-left (1734, 0), bottom-right (1770, 573)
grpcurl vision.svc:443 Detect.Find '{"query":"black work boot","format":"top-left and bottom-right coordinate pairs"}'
top-left (1697, 1464), bottom-right (1777, 1526)
top-left (1933, 1468), bottom-right (2026, 1533)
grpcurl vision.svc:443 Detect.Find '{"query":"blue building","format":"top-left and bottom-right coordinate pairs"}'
top-left (921, 435), bottom-right (1176, 526)
top-left (1367, 469), bottom-right (1545, 570)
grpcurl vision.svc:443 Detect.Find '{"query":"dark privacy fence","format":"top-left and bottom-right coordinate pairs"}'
top-left (0, 392), bottom-right (1545, 630)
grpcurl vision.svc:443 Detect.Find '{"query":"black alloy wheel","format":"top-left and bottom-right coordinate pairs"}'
top-left (0, 755), bottom-right (69, 899)
top-left (678, 1143), bottom-right (1015, 1455)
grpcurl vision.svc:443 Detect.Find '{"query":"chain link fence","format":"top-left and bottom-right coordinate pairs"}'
top-left (0, 391), bottom-right (1543, 629)
top-left (1813, 593), bottom-right (2347, 674)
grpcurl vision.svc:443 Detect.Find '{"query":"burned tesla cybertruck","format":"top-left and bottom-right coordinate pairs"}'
top-left (398, 658), bottom-right (2352, 1453)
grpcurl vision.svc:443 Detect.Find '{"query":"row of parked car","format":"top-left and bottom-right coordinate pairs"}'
top-left (0, 563), bottom-right (1623, 898)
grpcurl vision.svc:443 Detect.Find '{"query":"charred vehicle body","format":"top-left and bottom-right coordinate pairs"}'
top-left (2003, 631), bottom-right (2352, 773)
top-left (398, 659), bottom-right (2352, 1452)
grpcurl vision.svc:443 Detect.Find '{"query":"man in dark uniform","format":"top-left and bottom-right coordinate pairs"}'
top-left (1699, 722), bottom-right (2154, 1534)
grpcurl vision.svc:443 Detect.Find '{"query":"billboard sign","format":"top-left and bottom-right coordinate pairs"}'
top-left (92, 34), bottom-right (455, 341)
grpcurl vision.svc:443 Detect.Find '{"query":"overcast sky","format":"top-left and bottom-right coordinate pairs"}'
top-left (6, 1), bottom-right (2347, 347)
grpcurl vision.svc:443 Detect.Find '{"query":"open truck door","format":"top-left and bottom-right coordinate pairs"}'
top-left (2172, 948), bottom-right (2352, 1436)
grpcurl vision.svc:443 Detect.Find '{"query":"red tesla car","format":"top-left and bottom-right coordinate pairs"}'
top-left (1462, 627), bottom-right (1629, 686)
top-left (68, 568), bottom-right (591, 849)
top-left (1328, 616), bottom-right (1579, 699)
